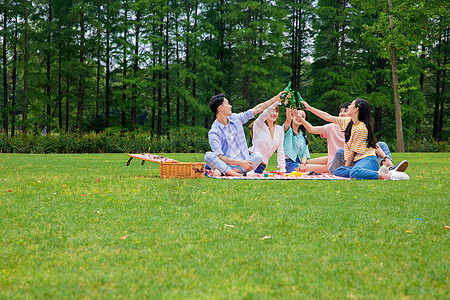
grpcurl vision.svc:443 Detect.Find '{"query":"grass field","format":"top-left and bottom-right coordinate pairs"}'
top-left (0, 152), bottom-right (448, 298)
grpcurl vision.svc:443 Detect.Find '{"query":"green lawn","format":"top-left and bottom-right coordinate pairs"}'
top-left (0, 152), bottom-right (448, 298)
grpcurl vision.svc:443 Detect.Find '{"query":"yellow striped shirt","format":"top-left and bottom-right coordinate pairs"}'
top-left (336, 117), bottom-right (376, 162)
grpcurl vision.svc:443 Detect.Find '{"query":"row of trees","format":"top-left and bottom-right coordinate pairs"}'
top-left (0, 0), bottom-right (448, 151)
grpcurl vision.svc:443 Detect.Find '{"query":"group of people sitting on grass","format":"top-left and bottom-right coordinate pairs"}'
top-left (204, 91), bottom-right (409, 180)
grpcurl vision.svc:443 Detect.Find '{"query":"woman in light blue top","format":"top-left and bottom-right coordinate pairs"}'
top-left (283, 107), bottom-right (310, 173)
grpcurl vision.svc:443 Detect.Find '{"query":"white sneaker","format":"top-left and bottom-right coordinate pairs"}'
top-left (246, 170), bottom-right (256, 177)
top-left (389, 170), bottom-right (410, 180)
top-left (213, 169), bottom-right (222, 177)
top-left (379, 165), bottom-right (389, 173)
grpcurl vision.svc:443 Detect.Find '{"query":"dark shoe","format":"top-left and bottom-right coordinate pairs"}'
top-left (389, 160), bottom-right (408, 172)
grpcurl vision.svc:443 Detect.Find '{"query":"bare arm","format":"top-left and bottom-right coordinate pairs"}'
top-left (284, 107), bottom-right (293, 133)
top-left (298, 114), bottom-right (324, 135)
top-left (345, 151), bottom-right (356, 167)
top-left (251, 92), bottom-right (283, 116)
top-left (301, 101), bottom-right (338, 124)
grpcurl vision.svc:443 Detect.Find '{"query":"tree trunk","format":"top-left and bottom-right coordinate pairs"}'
top-left (388, 0), bottom-right (405, 152)
top-left (175, 17), bottom-right (180, 124)
top-left (105, 2), bottom-right (111, 128)
top-left (218, 0), bottom-right (224, 89)
top-left (339, 0), bottom-right (346, 68)
top-left (65, 39), bottom-right (70, 132)
top-left (432, 38), bottom-right (441, 138)
top-left (191, 3), bottom-right (198, 126)
top-left (131, 11), bottom-right (141, 131)
top-left (152, 21), bottom-right (156, 136)
top-left (58, 21), bottom-right (62, 130)
top-left (23, 0), bottom-right (29, 132)
top-left (122, 3), bottom-right (128, 128)
top-left (438, 28), bottom-right (447, 134)
top-left (2, 3), bottom-right (8, 135)
top-left (46, 1), bottom-right (52, 134)
top-left (292, 0), bottom-right (302, 91)
top-left (96, 1), bottom-right (101, 118)
top-left (243, 8), bottom-right (251, 105)
top-left (165, 12), bottom-right (170, 127)
top-left (11, 15), bottom-right (18, 136)
top-left (184, 8), bottom-right (190, 125)
top-left (374, 107), bottom-right (382, 140)
top-left (77, 2), bottom-right (85, 128)
top-left (157, 20), bottom-right (163, 136)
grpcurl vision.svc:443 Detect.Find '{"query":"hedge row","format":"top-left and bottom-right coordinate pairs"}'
top-left (0, 127), bottom-right (448, 154)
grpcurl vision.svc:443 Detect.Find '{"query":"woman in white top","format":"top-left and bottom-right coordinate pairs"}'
top-left (249, 100), bottom-right (286, 173)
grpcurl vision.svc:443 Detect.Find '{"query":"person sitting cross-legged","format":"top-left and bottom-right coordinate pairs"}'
top-left (204, 92), bottom-right (284, 176)
top-left (300, 101), bottom-right (408, 175)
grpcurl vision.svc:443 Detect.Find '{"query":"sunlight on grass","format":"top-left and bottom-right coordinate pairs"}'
top-left (0, 153), bottom-right (448, 298)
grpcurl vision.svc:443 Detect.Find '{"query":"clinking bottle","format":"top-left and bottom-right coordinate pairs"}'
top-left (280, 82), bottom-right (291, 100)
top-left (296, 91), bottom-right (305, 109)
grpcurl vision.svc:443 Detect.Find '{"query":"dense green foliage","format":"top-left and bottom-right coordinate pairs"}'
top-left (0, 126), bottom-right (211, 153)
top-left (1, 131), bottom-right (448, 154)
top-left (0, 0), bottom-right (448, 144)
top-left (0, 153), bottom-right (448, 298)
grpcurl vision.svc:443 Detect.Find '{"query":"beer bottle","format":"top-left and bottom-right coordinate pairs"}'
top-left (280, 82), bottom-right (291, 100)
top-left (296, 91), bottom-right (305, 109)
top-left (290, 91), bottom-right (297, 108)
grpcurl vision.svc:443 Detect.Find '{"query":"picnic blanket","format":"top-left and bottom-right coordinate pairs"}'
top-left (126, 154), bottom-right (177, 166)
top-left (206, 170), bottom-right (349, 180)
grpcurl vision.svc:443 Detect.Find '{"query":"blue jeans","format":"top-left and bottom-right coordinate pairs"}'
top-left (254, 163), bottom-right (267, 173)
top-left (334, 156), bottom-right (379, 180)
top-left (285, 157), bottom-right (301, 173)
top-left (204, 151), bottom-right (263, 174)
top-left (329, 142), bottom-right (392, 174)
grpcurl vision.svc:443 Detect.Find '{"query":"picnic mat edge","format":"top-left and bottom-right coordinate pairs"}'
top-left (205, 170), bottom-right (349, 180)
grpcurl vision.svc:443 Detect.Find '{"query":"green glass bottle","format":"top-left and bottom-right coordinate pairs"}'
top-left (290, 92), bottom-right (297, 108)
top-left (296, 91), bottom-right (305, 109)
top-left (280, 82), bottom-right (291, 100)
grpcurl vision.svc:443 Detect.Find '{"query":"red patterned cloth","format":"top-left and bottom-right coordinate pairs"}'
top-left (127, 154), bottom-right (177, 164)
top-left (205, 170), bottom-right (349, 180)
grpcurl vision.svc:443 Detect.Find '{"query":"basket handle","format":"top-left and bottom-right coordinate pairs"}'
top-left (192, 164), bottom-right (205, 173)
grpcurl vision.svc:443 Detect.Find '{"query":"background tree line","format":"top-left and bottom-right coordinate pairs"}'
top-left (0, 0), bottom-right (448, 151)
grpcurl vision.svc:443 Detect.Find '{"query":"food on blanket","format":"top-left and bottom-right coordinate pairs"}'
top-left (289, 171), bottom-right (303, 176)
top-left (270, 171), bottom-right (283, 175)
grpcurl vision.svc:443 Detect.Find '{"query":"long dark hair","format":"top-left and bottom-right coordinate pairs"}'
top-left (344, 98), bottom-right (376, 148)
top-left (295, 109), bottom-right (309, 145)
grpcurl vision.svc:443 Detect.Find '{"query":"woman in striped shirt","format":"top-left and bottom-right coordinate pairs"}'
top-left (299, 98), bottom-right (409, 180)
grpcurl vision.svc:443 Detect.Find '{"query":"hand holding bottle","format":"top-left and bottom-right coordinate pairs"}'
top-left (300, 100), bottom-right (311, 110)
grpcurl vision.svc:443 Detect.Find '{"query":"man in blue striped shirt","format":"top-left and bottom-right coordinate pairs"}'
top-left (205, 92), bottom-right (284, 176)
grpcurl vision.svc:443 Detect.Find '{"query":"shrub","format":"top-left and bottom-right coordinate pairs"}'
top-left (307, 134), bottom-right (328, 153)
top-left (0, 126), bottom-right (210, 154)
top-left (0, 131), bottom-right (448, 154)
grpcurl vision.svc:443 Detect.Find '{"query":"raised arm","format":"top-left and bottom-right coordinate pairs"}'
top-left (301, 101), bottom-right (338, 124)
top-left (251, 91), bottom-right (283, 116)
top-left (284, 107), bottom-right (293, 133)
top-left (298, 114), bottom-right (324, 135)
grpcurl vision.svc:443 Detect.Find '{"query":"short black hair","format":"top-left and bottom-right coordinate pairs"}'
top-left (209, 93), bottom-right (225, 114)
top-left (340, 102), bottom-right (351, 110)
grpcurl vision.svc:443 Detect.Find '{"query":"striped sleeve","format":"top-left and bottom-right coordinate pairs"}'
top-left (349, 123), bottom-right (369, 154)
top-left (336, 117), bottom-right (351, 131)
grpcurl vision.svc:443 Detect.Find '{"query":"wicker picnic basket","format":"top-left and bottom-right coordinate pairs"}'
top-left (159, 162), bottom-right (206, 179)
top-left (126, 154), bottom-right (205, 179)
